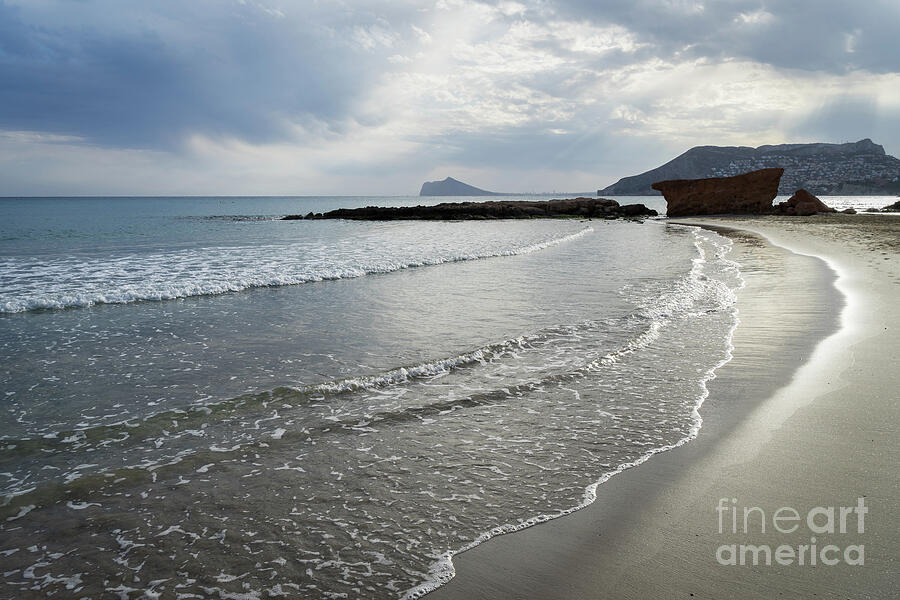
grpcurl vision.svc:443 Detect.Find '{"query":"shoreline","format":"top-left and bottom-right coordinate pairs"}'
top-left (403, 222), bottom-right (743, 599)
top-left (426, 215), bottom-right (898, 599)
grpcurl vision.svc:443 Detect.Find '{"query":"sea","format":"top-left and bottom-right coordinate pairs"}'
top-left (0, 194), bottom-right (891, 599)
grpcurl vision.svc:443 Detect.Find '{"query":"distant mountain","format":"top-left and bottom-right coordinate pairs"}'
top-left (420, 177), bottom-right (503, 196)
top-left (600, 139), bottom-right (900, 196)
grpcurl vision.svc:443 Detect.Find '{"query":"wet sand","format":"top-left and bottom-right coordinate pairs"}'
top-left (427, 214), bottom-right (899, 599)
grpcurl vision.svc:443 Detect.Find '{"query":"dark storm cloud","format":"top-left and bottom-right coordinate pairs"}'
top-left (543, 0), bottom-right (900, 73)
top-left (0, 0), bottom-right (413, 149)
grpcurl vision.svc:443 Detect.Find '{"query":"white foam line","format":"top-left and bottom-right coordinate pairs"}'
top-left (0, 227), bottom-right (593, 313)
top-left (402, 225), bottom-right (745, 600)
top-left (308, 349), bottom-right (497, 395)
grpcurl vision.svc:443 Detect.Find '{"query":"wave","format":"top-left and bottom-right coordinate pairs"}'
top-left (0, 319), bottom-right (606, 459)
top-left (0, 228), bottom-right (738, 527)
top-left (0, 308), bottom-right (675, 516)
top-left (0, 224), bottom-right (748, 600)
top-left (400, 225), bottom-right (745, 600)
top-left (0, 226), bottom-right (593, 314)
top-left (0, 321), bottom-right (599, 511)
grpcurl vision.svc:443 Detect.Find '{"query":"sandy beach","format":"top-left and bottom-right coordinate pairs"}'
top-left (427, 214), bottom-right (899, 599)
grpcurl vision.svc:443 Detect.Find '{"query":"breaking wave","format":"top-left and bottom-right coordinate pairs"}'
top-left (0, 225), bottom-right (592, 313)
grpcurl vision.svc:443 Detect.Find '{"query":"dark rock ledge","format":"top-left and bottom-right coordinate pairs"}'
top-left (283, 198), bottom-right (658, 221)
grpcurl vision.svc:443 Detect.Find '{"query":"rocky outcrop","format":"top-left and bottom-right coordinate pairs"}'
top-left (419, 177), bottom-right (502, 196)
top-left (284, 198), bottom-right (658, 221)
top-left (865, 200), bottom-right (900, 213)
top-left (651, 168), bottom-right (783, 217)
top-left (773, 189), bottom-right (836, 216)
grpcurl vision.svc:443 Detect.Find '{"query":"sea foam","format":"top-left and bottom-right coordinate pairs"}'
top-left (0, 225), bottom-right (592, 313)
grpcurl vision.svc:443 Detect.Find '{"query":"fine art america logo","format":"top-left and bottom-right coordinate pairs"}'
top-left (715, 497), bottom-right (867, 566)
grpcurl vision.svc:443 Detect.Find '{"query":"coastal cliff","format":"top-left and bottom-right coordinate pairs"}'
top-left (285, 198), bottom-right (657, 220)
top-left (601, 139), bottom-right (900, 196)
top-left (652, 168), bottom-right (784, 217)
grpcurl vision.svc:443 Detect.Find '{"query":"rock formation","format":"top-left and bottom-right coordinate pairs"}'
top-left (284, 198), bottom-right (657, 221)
top-left (773, 189), bottom-right (837, 216)
top-left (651, 168), bottom-right (783, 217)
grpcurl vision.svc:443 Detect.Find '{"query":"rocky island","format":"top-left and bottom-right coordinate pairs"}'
top-left (419, 177), bottom-right (504, 196)
top-left (284, 198), bottom-right (657, 221)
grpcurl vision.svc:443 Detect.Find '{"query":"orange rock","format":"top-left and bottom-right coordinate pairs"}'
top-left (652, 168), bottom-right (783, 217)
top-left (773, 189), bottom-right (836, 216)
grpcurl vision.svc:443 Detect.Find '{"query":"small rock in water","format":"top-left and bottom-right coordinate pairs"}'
top-left (773, 189), bottom-right (836, 216)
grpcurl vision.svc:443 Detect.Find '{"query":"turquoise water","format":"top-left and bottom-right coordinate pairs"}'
top-left (0, 196), bottom-right (739, 598)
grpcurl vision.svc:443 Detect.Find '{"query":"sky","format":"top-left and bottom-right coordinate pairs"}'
top-left (1, 0), bottom-right (899, 196)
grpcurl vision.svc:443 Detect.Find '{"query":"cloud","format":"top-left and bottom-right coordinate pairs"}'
top-left (411, 25), bottom-right (433, 44)
top-left (0, 0), bottom-right (898, 195)
top-left (0, 0), bottom-right (424, 149)
top-left (548, 0), bottom-right (900, 73)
